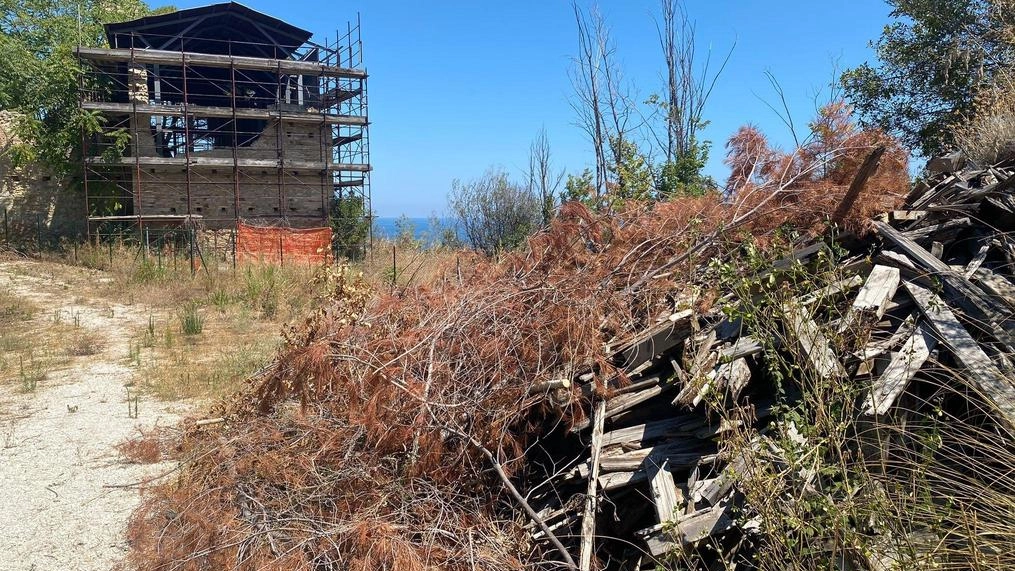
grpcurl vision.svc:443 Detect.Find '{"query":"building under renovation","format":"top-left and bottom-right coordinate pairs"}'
top-left (75, 2), bottom-right (370, 260)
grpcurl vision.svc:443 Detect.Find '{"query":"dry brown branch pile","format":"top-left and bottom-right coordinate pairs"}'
top-left (122, 113), bottom-right (909, 570)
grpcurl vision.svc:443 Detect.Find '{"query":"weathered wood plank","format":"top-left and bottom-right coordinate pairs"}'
top-left (599, 440), bottom-right (710, 473)
top-left (720, 357), bottom-right (752, 400)
top-left (972, 267), bottom-right (1015, 310)
top-left (601, 416), bottom-right (705, 449)
top-left (648, 457), bottom-right (681, 524)
top-left (639, 501), bottom-right (735, 556)
top-left (799, 274), bottom-right (865, 307)
top-left (832, 146), bottom-right (886, 224)
top-left (579, 400), bottom-right (606, 571)
top-left (839, 265), bottom-right (901, 334)
top-left (864, 325), bottom-right (937, 415)
top-left (904, 281), bottom-right (1015, 427)
top-left (857, 313), bottom-right (917, 360)
top-left (875, 221), bottom-right (1015, 350)
top-left (611, 309), bottom-right (693, 370)
top-left (782, 301), bottom-right (846, 381)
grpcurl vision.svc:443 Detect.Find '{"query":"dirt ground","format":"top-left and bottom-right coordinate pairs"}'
top-left (0, 259), bottom-right (190, 571)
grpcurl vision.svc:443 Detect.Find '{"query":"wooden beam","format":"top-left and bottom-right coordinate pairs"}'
top-left (839, 265), bottom-right (901, 334)
top-left (832, 146), bottom-right (885, 224)
top-left (972, 267), bottom-right (1015, 310)
top-left (75, 46), bottom-right (367, 78)
top-left (904, 281), bottom-right (1015, 427)
top-left (863, 325), bottom-right (937, 415)
top-left (874, 221), bottom-right (1015, 350)
top-left (601, 415), bottom-right (705, 449)
top-left (579, 400), bottom-right (606, 571)
top-left (81, 100), bottom-right (367, 125)
top-left (782, 301), bottom-right (846, 381)
top-left (648, 457), bottom-right (681, 524)
top-left (639, 501), bottom-right (735, 556)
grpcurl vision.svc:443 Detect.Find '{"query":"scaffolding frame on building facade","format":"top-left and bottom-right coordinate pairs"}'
top-left (76, 9), bottom-right (371, 259)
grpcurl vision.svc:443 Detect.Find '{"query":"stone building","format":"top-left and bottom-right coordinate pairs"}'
top-left (75, 2), bottom-right (370, 245)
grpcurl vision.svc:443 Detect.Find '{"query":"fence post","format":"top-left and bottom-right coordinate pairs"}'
top-left (36, 214), bottom-right (41, 250)
top-left (232, 227), bottom-right (237, 271)
top-left (3, 209), bottom-right (7, 245)
top-left (189, 228), bottom-right (196, 276)
top-left (391, 244), bottom-right (397, 288)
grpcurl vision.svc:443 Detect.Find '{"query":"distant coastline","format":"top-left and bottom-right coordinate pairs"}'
top-left (372, 217), bottom-right (461, 243)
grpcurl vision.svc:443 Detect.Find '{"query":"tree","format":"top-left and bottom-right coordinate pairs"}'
top-left (606, 135), bottom-right (654, 205)
top-left (651, 0), bottom-right (728, 197)
top-left (841, 0), bottom-right (1015, 157)
top-left (0, 1), bottom-right (173, 176)
top-left (570, 2), bottom-right (641, 206)
top-left (330, 193), bottom-right (370, 260)
top-left (447, 168), bottom-right (540, 256)
top-left (527, 128), bottom-right (565, 225)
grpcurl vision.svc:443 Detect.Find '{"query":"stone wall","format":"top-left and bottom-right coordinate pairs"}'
top-left (0, 111), bottom-right (86, 241)
top-left (131, 117), bottom-right (330, 229)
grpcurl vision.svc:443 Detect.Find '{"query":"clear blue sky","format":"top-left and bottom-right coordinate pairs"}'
top-left (163, 0), bottom-right (892, 216)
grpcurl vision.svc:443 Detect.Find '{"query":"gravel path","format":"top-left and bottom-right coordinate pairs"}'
top-left (0, 260), bottom-right (189, 571)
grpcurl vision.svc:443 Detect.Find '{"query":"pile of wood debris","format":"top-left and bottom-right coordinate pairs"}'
top-left (534, 155), bottom-right (1015, 569)
top-left (124, 151), bottom-right (1015, 571)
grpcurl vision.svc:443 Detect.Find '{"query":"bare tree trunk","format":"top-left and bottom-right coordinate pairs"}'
top-left (571, 2), bottom-right (608, 201)
top-left (656, 0), bottom-right (732, 164)
top-left (571, 3), bottom-right (636, 204)
top-left (528, 127), bottom-right (565, 225)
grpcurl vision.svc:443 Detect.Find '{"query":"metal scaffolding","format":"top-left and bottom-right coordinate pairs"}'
top-left (76, 4), bottom-right (371, 258)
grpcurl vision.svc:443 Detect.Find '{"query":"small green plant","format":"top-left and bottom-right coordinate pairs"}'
top-left (142, 315), bottom-right (157, 347)
top-left (18, 353), bottom-right (44, 392)
top-left (127, 340), bottom-right (141, 366)
top-left (210, 289), bottom-right (231, 312)
top-left (179, 303), bottom-right (204, 336)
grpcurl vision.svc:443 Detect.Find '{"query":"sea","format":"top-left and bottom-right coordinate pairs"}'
top-left (372, 217), bottom-right (461, 244)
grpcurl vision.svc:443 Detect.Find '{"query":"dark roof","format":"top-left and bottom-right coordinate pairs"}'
top-left (104, 2), bottom-right (313, 59)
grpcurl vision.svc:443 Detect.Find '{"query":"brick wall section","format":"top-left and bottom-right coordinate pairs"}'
top-left (132, 117), bottom-right (329, 229)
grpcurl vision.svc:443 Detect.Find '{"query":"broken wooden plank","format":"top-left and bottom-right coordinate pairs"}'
top-left (926, 151), bottom-right (965, 174)
top-left (719, 336), bottom-right (765, 361)
top-left (874, 221), bottom-right (1015, 350)
top-left (782, 301), bottom-right (846, 381)
top-left (832, 146), bottom-right (886, 224)
top-left (648, 457), bottom-right (681, 524)
top-left (901, 217), bottom-right (971, 242)
top-left (720, 357), bottom-right (752, 400)
top-left (963, 239), bottom-right (991, 278)
top-left (612, 309), bottom-right (693, 370)
top-left (601, 416), bottom-right (705, 449)
top-left (863, 324), bottom-right (937, 415)
top-left (904, 281), bottom-right (1015, 427)
top-left (799, 274), bottom-right (865, 307)
top-left (972, 267), bottom-right (1015, 310)
top-left (839, 265), bottom-right (901, 335)
top-left (599, 440), bottom-right (711, 473)
top-left (639, 500), bottom-right (736, 555)
top-left (857, 314), bottom-right (918, 361)
top-left (579, 400), bottom-right (606, 571)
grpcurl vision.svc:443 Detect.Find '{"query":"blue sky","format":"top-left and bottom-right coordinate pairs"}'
top-left (163, 0), bottom-right (892, 216)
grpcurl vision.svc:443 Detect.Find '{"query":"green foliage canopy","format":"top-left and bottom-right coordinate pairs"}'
top-left (842, 0), bottom-right (1015, 157)
top-left (0, 0), bottom-right (173, 176)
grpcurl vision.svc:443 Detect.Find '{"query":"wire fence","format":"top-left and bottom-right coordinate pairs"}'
top-left (2, 208), bottom-right (457, 288)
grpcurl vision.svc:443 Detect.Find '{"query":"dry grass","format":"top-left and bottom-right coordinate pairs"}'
top-left (953, 76), bottom-right (1015, 165)
top-left (0, 287), bottom-right (75, 391)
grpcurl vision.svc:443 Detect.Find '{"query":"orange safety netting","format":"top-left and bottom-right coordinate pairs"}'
top-left (236, 222), bottom-right (332, 264)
